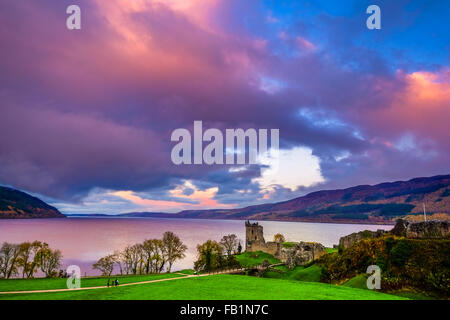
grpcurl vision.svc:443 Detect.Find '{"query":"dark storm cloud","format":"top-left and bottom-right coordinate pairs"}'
top-left (0, 0), bottom-right (448, 210)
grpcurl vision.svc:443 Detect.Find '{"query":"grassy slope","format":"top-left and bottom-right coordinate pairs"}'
top-left (0, 273), bottom-right (183, 292)
top-left (235, 251), bottom-right (280, 268)
top-left (265, 265), bottom-right (323, 282)
top-left (342, 275), bottom-right (368, 289)
top-left (0, 274), bottom-right (406, 300)
top-left (342, 275), bottom-right (435, 300)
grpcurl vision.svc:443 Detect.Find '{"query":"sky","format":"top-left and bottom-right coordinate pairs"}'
top-left (0, 0), bottom-right (449, 214)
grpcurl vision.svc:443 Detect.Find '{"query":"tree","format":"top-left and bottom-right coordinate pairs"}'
top-left (17, 241), bottom-right (43, 278)
top-left (220, 234), bottom-right (238, 256)
top-left (274, 233), bottom-right (286, 243)
top-left (141, 239), bottom-right (165, 274)
top-left (38, 246), bottom-right (62, 278)
top-left (194, 240), bottom-right (223, 272)
top-left (112, 250), bottom-right (124, 275)
top-left (122, 244), bottom-right (143, 275)
top-left (27, 241), bottom-right (44, 278)
top-left (0, 242), bottom-right (21, 279)
top-left (162, 231), bottom-right (187, 273)
top-left (17, 242), bottom-right (33, 278)
top-left (93, 254), bottom-right (115, 276)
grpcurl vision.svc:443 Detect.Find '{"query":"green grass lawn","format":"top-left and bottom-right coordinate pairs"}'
top-left (282, 242), bottom-right (295, 248)
top-left (325, 247), bottom-right (338, 253)
top-left (0, 273), bottom-right (184, 292)
top-left (264, 265), bottom-right (323, 282)
top-left (235, 251), bottom-right (281, 268)
top-left (342, 274), bottom-right (436, 300)
top-left (343, 274), bottom-right (369, 289)
top-left (0, 274), bottom-right (407, 300)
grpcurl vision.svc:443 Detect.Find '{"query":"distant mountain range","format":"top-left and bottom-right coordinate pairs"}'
top-left (0, 186), bottom-right (65, 219)
top-left (3, 174), bottom-right (450, 223)
top-left (71, 174), bottom-right (450, 224)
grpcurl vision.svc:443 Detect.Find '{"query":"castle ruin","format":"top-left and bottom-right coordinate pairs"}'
top-left (339, 219), bottom-right (450, 250)
top-left (245, 220), bottom-right (280, 255)
top-left (245, 220), bottom-right (326, 268)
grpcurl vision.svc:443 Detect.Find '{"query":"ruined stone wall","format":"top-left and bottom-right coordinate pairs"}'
top-left (339, 219), bottom-right (450, 250)
top-left (391, 219), bottom-right (449, 239)
top-left (244, 220), bottom-right (326, 268)
top-left (279, 242), bottom-right (326, 269)
top-left (339, 229), bottom-right (387, 250)
top-left (248, 241), bottom-right (280, 256)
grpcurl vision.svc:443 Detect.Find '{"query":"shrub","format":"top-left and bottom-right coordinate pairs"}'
top-left (318, 237), bottom-right (450, 297)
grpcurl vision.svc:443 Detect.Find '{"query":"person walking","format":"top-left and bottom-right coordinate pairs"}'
top-left (107, 279), bottom-right (110, 287)
top-left (115, 278), bottom-right (119, 286)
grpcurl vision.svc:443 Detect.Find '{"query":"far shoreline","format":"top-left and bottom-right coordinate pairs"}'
top-left (61, 214), bottom-right (396, 226)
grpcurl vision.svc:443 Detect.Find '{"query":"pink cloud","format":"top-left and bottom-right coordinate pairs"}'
top-left (112, 180), bottom-right (237, 211)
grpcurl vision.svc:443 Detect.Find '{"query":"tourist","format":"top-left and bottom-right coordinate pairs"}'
top-left (107, 279), bottom-right (110, 287)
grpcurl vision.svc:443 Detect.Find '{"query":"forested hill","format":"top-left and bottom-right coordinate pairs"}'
top-left (0, 187), bottom-right (65, 219)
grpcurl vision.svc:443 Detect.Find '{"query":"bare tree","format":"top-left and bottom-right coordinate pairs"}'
top-left (112, 250), bottom-right (124, 275)
top-left (122, 244), bottom-right (143, 275)
top-left (162, 232), bottom-right (187, 273)
top-left (0, 242), bottom-right (21, 279)
top-left (141, 239), bottom-right (165, 274)
top-left (220, 234), bottom-right (238, 256)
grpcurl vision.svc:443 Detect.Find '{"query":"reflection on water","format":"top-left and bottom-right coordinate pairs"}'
top-left (0, 217), bottom-right (392, 276)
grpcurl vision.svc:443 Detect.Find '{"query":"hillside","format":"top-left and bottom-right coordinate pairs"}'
top-left (120, 174), bottom-right (450, 224)
top-left (0, 187), bottom-right (65, 219)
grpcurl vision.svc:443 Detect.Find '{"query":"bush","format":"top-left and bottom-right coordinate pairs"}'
top-left (390, 241), bottom-right (412, 267)
top-left (317, 237), bottom-right (450, 297)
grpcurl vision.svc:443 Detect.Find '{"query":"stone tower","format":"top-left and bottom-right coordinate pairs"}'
top-left (245, 220), bottom-right (265, 251)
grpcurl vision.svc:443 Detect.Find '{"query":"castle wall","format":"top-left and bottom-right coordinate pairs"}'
top-left (339, 220), bottom-right (450, 250)
top-left (279, 242), bottom-right (326, 268)
top-left (248, 241), bottom-right (280, 256)
top-left (339, 229), bottom-right (387, 250)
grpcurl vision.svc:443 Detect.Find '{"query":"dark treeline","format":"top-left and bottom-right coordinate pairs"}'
top-left (0, 241), bottom-right (62, 279)
top-left (93, 231), bottom-right (187, 276)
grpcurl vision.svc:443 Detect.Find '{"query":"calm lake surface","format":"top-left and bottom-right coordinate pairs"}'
top-left (0, 217), bottom-right (393, 276)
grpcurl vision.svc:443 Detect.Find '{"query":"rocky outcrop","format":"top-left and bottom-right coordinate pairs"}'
top-left (279, 242), bottom-right (326, 269)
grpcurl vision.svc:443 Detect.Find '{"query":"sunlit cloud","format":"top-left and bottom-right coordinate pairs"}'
top-left (111, 180), bottom-right (237, 212)
top-left (253, 146), bottom-right (325, 195)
